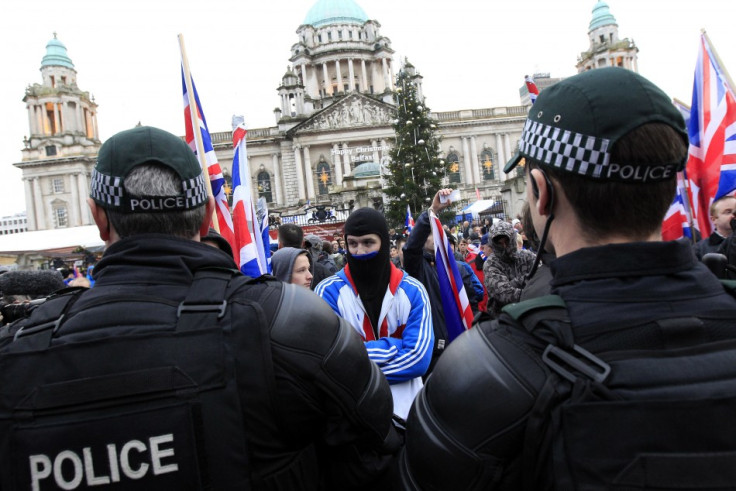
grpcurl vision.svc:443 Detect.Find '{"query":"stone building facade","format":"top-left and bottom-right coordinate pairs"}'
top-left (15, 1), bottom-right (637, 231)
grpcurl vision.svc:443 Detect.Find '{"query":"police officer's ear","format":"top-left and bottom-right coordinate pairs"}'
top-left (198, 196), bottom-right (217, 239)
top-left (530, 168), bottom-right (555, 216)
top-left (88, 198), bottom-right (111, 242)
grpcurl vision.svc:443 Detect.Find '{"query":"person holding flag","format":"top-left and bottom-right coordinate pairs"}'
top-left (402, 189), bottom-right (476, 374)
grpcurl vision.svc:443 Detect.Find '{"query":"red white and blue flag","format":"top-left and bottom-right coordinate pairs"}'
top-left (525, 75), bottom-right (539, 104)
top-left (181, 67), bottom-right (237, 256)
top-left (232, 122), bottom-right (271, 277)
top-left (662, 171), bottom-right (694, 241)
top-left (685, 33), bottom-right (736, 236)
top-left (429, 210), bottom-right (473, 342)
top-left (405, 204), bottom-right (414, 233)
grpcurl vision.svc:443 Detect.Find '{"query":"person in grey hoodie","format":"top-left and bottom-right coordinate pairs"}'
top-left (271, 247), bottom-right (313, 288)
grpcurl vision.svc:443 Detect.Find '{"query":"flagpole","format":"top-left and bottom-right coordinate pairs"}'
top-left (178, 33), bottom-right (220, 232)
top-left (702, 30), bottom-right (736, 98)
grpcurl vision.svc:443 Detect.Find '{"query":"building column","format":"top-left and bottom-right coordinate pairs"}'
top-left (76, 104), bottom-right (84, 134)
top-left (322, 63), bottom-right (330, 95)
top-left (23, 178), bottom-right (36, 231)
top-left (371, 139), bottom-right (379, 164)
top-left (52, 104), bottom-right (61, 134)
top-left (27, 106), bottom-right (36, 136)
top-left (503, 134), bottom-right (512, 170)
top-left (335, 60), bottom-right (343, 93)
top-left (272, 154), bottom-right (283, 205)
top-left (342, 143), bottom-right (352, 176)
top-left (77, 172), bottom-right (90, 224)
top-left (33, 177), bottom-right (45, 229)
top-left (36, 106), bottom-right (44, 136)
top-left (388, 59), bottom-right (395, 90)
top-left (332, 143), bottom-right (343, 186)
top-left (361, 59), bottom-right (368, 92)
top-left (70, 173), bottom-right (81, 226)
top-left (303, 146), bottom-right (315, 199)
top-left (381, 58), bottom-right (389, 91)
top-left (348, 59), bottom-right (356, 91)
top-left (461, 137), bottom-right (473, 185)
top-left (293, 145), bottom-right (306, 201)
top-left (495, 133), bottom-right (505, 181)
top-left (470, 136), bottom-right (481, 185)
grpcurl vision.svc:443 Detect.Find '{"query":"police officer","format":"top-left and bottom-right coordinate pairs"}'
top-left (0, 126), bottom-right (400, 490)
top-left (399, 68), bottom-right (736, 490)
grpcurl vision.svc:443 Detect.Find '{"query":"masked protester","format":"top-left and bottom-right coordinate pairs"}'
top-left (483, 220), bottom-right (535, 316)
top-left (315, 207), bottom-right (433, 420)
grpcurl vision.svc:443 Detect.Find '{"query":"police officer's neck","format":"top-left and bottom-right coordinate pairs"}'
top-left (548, 211), bottom-right (662, 258)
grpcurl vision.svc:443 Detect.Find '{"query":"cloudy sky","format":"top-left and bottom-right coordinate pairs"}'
top-left (1, 0), bottom-right (734, 218)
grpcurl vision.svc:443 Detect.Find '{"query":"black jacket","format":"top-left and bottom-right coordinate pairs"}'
top-left (0, 235), bottom-right (400, 491)
top-left (694, 231), bottom-right (725, 260)
top-left (400, 239), bottom-right (736, 490)
top-left (403, 211), bottom-right (477, 365)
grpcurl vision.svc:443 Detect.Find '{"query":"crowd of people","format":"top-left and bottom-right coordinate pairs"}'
top-left (2, 67), bottom-right (736, 490)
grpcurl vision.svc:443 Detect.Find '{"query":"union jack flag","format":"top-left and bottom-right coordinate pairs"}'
top-left (232, 122), bottom-right (271, 276)
top-left (429, 210), bottom-right (473, 342)
top-left (686, 33), bottom-right (736, 236)
top-left (525, 75), bottom-right (540, 104)
top-left (181, 67), bottom-right (237, 256)
top-left (662, 171), bottom-right (693, 241)
top-left (405, 204), bottom-right (414, 233)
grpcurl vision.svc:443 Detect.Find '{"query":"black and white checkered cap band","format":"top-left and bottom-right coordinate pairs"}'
top-left (519, 119), bottom-right (611, 179)
top-left (90, 169), bottom-right (124, 208)
top-left (90, 169), bottom-right (208, 212)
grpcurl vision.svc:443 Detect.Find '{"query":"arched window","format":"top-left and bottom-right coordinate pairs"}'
top-left (317, 159), bottom-right (332, 195)
top-left (446, 151), bottom-right (461, 184)
top-left (480, 146), bottom-right (495, 180)
top-left (257, 171), bottom-right (272, 203)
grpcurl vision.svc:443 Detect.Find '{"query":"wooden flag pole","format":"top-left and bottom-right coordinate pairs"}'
top-left (702, 30), bottom-right (736, 98)
top-left (178, 33), bottom-right (220, 232)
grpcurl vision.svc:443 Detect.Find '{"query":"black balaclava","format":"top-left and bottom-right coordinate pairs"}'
top-left (344, 208), bottom-right (392, 336)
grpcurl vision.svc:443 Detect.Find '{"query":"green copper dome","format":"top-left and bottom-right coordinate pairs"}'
top-left (352, 161), bottom-right (380, 177)
top-left (41, 34), bottom-right (75, 69)
top-left (303, 0), bottom-right (369, 28)
top-left (589, 1), bottom-right (617, 31)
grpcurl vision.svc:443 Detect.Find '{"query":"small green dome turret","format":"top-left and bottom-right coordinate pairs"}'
top-left (589, 1), bottom-right (617, 31)
top-left (41, 33), bottom-right (75, 69)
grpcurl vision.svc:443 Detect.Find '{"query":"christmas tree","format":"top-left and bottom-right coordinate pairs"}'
top-left (383, 61), bottom-right (449, 228)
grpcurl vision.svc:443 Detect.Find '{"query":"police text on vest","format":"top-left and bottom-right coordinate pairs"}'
top-left (28, 433), bottom-right (178, 490)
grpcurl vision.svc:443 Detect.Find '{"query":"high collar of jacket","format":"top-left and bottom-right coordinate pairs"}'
top-left (93, 234), bottom-right (237, 285)
top-left (550, 239), bottom-right (696, 287)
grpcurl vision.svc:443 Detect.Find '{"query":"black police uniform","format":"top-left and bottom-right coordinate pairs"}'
top-left (0, 234), bottom-right (400, 491)
top-left (399, 239), bottom-right (736, 490)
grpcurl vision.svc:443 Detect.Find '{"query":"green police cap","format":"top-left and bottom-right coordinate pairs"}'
top-left (90, 126), bottom-right (208, 212)
top-left (504, 67), bottom-right (688, 183)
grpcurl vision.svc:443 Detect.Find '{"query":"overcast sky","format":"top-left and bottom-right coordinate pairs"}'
top-left (1, 0), bottom-right (734, 219)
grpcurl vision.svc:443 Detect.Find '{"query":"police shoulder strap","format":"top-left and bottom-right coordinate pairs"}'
top-left (176, 267), bottom-right (243, 332)
top-left (501, 295), bottom-right (610, 384)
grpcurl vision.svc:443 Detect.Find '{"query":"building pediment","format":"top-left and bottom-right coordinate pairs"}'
top-left (290, 93), bottom-right (395, 135)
